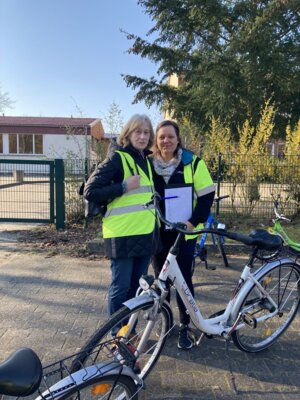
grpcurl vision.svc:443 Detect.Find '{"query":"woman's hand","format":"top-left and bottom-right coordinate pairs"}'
top-left (126, 175), bottom-right (141, 191)
top-left (184, 221), bottom-right (195, 231)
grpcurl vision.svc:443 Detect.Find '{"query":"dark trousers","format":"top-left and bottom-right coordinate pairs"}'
top-left (152, 236), bottom-right (196, 325)
top-left (108, 256), bottom-right (150, 317)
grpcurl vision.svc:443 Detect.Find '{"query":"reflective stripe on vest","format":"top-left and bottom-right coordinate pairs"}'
top-left (196, 184), bottom-right (216, 197)
top-left (122, 185), bottom-right (153, 196)
top-left (105, 203), bottom-right (155, 217)
top-left (102, 151), bottom-right (155, 239)
top-left (183, 156), bottom-right (215, 240)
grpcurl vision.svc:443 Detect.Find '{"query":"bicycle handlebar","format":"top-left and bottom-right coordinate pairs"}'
top-left (271, 194), bottom-right (291, 222)
top-left (214, 195), bottom-right (229, 203)
top-left (145, 193), bottom-right (283, 251)
top-left (273, 201), bottom-right (291, 222)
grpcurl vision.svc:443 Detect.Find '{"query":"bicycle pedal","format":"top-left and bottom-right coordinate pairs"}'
top-left (115, 341), bottom-right (137, 369)
top-left (242, 313), bottom-right (257, 329)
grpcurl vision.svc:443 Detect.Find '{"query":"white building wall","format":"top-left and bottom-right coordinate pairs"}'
top-left (44, 134), bottom-right (90, 159)
top-left (0, 134), bottom-right (91, 160)
top-left (0, 134), bottom-right (91, 174)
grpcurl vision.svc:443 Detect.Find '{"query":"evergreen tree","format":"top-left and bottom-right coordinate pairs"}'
top-left (123, 0), bottom-right (300, 137)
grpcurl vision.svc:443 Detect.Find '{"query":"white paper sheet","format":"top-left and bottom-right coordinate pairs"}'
top-left (164, 185), bottom-right (193, 226)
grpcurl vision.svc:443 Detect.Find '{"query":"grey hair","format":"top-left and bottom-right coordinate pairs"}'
top-left (117, 114), bottom-right (154, 149)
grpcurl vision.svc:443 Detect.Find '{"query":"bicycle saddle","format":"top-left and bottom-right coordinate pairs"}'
top-left (249, 229), bottom-right (283, 251)
top-left (0, 347), bottom-right (42, 396)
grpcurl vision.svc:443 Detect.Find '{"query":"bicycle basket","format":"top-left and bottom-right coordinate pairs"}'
top-left (14, 339), bottom-right (141, 400)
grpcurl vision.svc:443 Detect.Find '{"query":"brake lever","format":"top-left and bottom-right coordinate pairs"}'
top-left (168, 222), bottom-right (187, 231)
top-left (143, 200), bottom-right (154, 208)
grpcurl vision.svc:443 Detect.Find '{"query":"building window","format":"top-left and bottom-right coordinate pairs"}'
top-left (8, 134), bottom-right (43, 154)
top-left (0, 134), bottom-right (3, 153)
top-left (19, 134), bottom-right (33, 154)
top-left (9, 134), bottom-right (17, 153)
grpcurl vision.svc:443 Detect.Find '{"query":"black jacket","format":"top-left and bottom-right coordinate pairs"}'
top-left (84, 143), bottom-right (159, 259)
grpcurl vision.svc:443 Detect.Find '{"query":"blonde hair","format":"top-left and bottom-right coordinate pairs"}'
top-left (117, 114), bottom-right (154, 149)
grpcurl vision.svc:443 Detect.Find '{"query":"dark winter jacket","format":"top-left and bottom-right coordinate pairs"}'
top-left (152, 148), bottom-right (215, 252)
top-left (84, 142), bottom-right (160, 258)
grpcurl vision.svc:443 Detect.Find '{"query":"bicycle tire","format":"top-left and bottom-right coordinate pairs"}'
top-left (232, 261), bottom-right (300, 353)
top-left (216, 236), bottom-right (229, 268)
top-left (71, 300), bottom-right (172, 379)
top-left (62, 374), bottom-right (138, 400)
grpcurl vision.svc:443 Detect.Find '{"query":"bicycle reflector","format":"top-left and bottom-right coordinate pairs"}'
top-left (91, 383), bottom-right (111, 395)
top-left (117, 325), bottom-right (129, 336)
top-left (217, 223), bottom-right (226, 230)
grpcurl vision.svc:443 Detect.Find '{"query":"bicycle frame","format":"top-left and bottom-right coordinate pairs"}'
top-left (197, 213), bottom-right (222, 246)
top-left (193, 196), bottom-right (229, 270)
top-left (271, 220), bottom-right (300, 253)
top-left (198, 197), bottom-right (228, 248)
top-left (157, 249), bottom-right (282, 337)
top-left (269, 200), bottom-right (300, 253)
top-left (123, 194), bottom-right (291, 352)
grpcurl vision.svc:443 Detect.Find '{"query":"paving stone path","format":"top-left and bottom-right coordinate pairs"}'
top-left (0, 226), bottom-right (299, 399)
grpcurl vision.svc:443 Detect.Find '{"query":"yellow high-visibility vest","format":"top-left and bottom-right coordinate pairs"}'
top-left (102, 151), bottom-right (155, 239)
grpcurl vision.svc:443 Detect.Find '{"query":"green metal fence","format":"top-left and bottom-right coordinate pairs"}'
top-left (0, 159), bottom-right (65, 228)
top-left (211, 153), bottom-right (300, 220)
top-left (0, 159), bottom-right (55, 223)
top-left (64, 158), bottom-right (98, 222)
top-left (64, 154), bottom-right (300, 223)
top-left (2, 155), bottom-right (297, 227)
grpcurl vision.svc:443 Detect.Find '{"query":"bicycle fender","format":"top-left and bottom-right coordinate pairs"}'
top-left (123, 295), bottom-right (173, 319)
top-left (230, 257), bottom-right (297, 319)
top-left (123, 294), bottom-right (155, 310)
top-left (36, 362), bottom-right (143, 400)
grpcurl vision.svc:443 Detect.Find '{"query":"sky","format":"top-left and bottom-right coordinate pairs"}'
top-left (0, 0), bottom-right (163, 131)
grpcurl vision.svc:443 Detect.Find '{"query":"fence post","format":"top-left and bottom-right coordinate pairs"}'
top-left (55, 159), bottom-right (65, 230)
top-left (216, 153), bottom-right (222, 217)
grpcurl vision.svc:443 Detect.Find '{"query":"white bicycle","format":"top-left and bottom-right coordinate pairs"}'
top-left (71, 193), bottom-right (300, 380)
top-left (0, 339), bottom-right (143, 400)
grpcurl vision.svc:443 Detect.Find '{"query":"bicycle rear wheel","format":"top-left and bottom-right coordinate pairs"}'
top-left (71, 300), bottom-right (172, 379)
top-left (63, 374), bottom-right (138, 400)
top-left (232, 261), bottom-right (300, 352)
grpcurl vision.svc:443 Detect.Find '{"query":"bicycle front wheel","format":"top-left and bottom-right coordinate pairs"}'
top-left (71, 300), bottom-right (172, 379)
top-left (232, 261), bottom-right (300, 352)
top-left (62, 374), bottom-right (138, 400)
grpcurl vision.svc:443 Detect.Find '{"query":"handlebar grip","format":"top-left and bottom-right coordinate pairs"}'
top-left (214, 195), bottom-right (230, 203)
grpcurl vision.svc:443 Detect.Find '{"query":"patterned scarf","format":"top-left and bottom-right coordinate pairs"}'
top-left (152, 148), bottom-right (183, 183)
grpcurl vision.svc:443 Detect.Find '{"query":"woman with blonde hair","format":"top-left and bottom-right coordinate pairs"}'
top-left (84, 114), bottom-right (159, 325)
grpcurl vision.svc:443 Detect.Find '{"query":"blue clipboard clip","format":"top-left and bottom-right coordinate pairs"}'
top-left (162, 196), bottom-right (179, 200)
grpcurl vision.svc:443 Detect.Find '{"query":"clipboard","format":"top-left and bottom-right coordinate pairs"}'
top-left (164, 184), bottom-right (193, 229)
